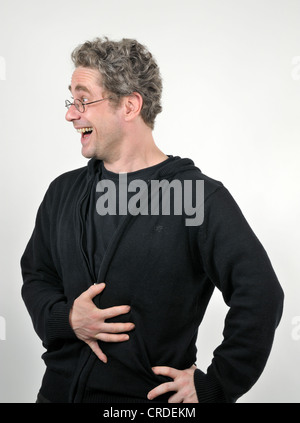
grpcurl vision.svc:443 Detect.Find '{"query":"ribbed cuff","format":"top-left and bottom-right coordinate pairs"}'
top-left (46, 301), bottom-right (77, 345)
top-left (194, 368), bottom-right (228, 403)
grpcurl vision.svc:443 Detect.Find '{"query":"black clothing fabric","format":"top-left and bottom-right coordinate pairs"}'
top-left (21, 156), bottom-right (284, 403)
top-left (86, 159), bottom-right (171, 279)
top-left (36, 392), bottom-right (51, 403)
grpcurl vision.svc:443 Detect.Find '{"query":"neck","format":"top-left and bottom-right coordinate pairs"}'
top-left (103, 126), bottom-right (168, 173)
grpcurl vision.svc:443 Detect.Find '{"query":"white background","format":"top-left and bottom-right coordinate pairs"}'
top-left (0, 0), bottom-right (299, 403)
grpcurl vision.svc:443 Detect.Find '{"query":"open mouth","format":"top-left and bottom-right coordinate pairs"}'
top-left (77, 127), bottom-right (93, 139)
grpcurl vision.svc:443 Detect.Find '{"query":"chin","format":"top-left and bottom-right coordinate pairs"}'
top-left (81, 148), bottom-right (94, 159)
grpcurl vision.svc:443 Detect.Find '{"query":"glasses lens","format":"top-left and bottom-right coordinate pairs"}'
top-left (74, 99), bottom-right (84, 113)
top-left (65, 100), bottom-right (72, 109)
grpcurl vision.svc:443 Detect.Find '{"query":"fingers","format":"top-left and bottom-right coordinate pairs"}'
top-left (147, 367), bottom-right (179, 400)
top-left (91, 305), bottom-right (135, 334)
top-left (147, 381), bottom-right (175, 400)
top-left (152, 366), bottom-right (180, 379)
top-left (87, 327), bottom-right (132, 363)
top-left (87, 339), bottom-right (108, 363)
top-left (75, 284), bottom-right (135, 363)
top-left (96, 332), bottom-right (130, 342)
top-left (102, 304), bottom-right (132, 319)
top-left (101, 321), bottom-right (135, 334)
top-left (85, 282), bottom-right (106, 299)
top-left (85, 284), bottom-right (132, 321)
top-left (148, 365), bottom-right (198, 403)
top-left (99, 304), bottom-right (135, 333)
top-left (86, 330), bottom-right (132, 363)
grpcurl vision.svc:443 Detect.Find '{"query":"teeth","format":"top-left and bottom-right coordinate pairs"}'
top-left (77, 127), bottom-right (93, 133)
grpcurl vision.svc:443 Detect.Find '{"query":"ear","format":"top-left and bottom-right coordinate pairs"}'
top-left (123, 92), bottom-right (143, 122)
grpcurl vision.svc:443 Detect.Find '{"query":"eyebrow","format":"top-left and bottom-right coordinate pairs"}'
top-left (68, 84), bottom-right (92, 95)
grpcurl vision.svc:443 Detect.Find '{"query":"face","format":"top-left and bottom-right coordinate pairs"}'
top-left (66, 66), bottom-right (124, 161)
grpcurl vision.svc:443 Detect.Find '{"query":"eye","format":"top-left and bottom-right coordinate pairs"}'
top-left (82, 98), bottom-right (89, 103)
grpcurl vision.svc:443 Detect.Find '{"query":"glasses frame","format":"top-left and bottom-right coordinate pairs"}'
top-left (65, 97), bottom-right (111, 113)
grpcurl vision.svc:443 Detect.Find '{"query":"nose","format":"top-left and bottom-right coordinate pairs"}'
top-left (65, 104), bottom-right (81, 122)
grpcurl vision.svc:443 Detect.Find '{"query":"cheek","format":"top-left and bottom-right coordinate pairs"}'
top-left (98, 117), bottom-right (120, 137)
top-left (93, 107), bottom-right (123, 139)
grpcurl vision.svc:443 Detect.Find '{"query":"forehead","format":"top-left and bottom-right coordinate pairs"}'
top-left (69, 67), bottom-right (102, 94)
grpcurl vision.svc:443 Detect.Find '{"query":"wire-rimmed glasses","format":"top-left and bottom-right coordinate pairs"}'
top-left (65, 97), bottom-right (111, 113)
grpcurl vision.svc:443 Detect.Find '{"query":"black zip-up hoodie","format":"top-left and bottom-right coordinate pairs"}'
top-left (21, 156), bottom-right (284, 403)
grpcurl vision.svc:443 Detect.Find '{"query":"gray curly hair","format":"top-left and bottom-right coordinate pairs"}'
top-left (71, 37), bottom-right (163, 129)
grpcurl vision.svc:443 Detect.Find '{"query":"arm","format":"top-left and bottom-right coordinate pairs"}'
top-left (21, 183), bottom-right (134, 356)
top-left (21, 185), bottom-right (76, 347)
top-left (148, 186), bottom-right (284, 403)
top-left (194, 186), bottom-right (284, 402)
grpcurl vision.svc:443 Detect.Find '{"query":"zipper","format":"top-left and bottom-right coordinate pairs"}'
top-left (69, 176), bottom-right (96, 402)
top-left (70, 162), bottom-right (176, 402)
top-left (78, 177), bottom-right (96, 284)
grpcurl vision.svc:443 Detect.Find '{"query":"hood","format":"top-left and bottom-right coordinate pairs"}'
top-left (87, 155), bottom-right (200, 180)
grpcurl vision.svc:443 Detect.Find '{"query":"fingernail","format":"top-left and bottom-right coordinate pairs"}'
top-left (94, 282), bottom-right (106, 287)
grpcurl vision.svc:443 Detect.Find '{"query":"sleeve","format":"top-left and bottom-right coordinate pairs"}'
top-left (194, 186), bottom-right (284, 403)
top-left (20, 183), bottom-right (77, 348)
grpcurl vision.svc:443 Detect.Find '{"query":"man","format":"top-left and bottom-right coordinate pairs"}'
top-left (21, 37), bottom-right (284, 403)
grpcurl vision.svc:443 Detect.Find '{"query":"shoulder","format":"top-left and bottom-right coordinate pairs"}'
top-left (47, 162), bottom-right (91, 193)
top-left (41, 164), bottom-right (90, 207)
top-left (52, 165), bottom-right (87, 185)
top-left (175, 164), bottom-right (225, 201)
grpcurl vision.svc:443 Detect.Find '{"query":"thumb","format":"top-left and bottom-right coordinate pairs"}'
top-left (87, 339), bottom-right (108, 363)
top-left (86, 282), bottom-right (106, 299)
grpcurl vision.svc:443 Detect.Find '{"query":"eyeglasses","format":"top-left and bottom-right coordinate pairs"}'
top-left (65, 97), bottom-right (111, 113)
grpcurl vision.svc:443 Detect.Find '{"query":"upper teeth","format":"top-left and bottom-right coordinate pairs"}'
top-left (77, 127), bottom-right (93, 133)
